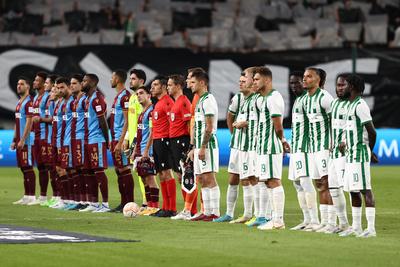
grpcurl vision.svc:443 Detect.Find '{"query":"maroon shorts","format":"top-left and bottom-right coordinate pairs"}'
top-left (59, 145), bottom-right (72, 169)
top-left (111, 141), bottom-right (129, 169)
top-left (71, 139), bottom-right (84, 168)
top-left (84, 142), bottom-right (108, 170)
top-left (33, 139), bottom-right (47, 165)
top-left (16, 144), bottom-right (33, 168)
top-left (55, 146), bottom-right (63, 167)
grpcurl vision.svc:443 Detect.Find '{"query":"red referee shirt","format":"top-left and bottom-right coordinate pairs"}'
top-left (169, 94), bottom-right (191, 138)
top-left (152, 94), bottom-right (174, 139)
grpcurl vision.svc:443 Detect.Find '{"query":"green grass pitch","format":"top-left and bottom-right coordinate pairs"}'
top-left (0, 166), bottom-right (399, 267)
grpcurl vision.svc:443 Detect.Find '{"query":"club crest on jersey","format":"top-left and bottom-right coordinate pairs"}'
top-left (95, 105), bottom-right (102, 112)
top-left (170, 113), bottom-right (175, 121)
top-left (154, 111), bottom-right (158, 120)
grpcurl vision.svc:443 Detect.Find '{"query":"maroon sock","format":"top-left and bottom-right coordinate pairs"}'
top-left (116, 170), bottom-right (125, 205)
top-left (77, 170), bottom-right (86, 202)
top-left (59, 175), bottom-right (69, 200)
top-left (150, 187), bottom-right (159, 208)
top-left (49, 168), bottom-right (58, 196)
top-left (38, 165), bottom-right (49, 197)
top-left (23, 168), bottom-right (36, 196)
top-left (71, 172), bottom-right (80, 201)
top-left (89, 172), bottom-right (98, 202)
top-left (95, 170), bottom-right (108, 202)
top-left (21, 168), bottom-right (28, 195)
top-left (120, 169), bottom-right (134, 204)
top-left (145, 185), bottom-right (151, 204)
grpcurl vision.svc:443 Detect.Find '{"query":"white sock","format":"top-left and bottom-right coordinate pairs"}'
top-left (330, 188), bottom-right (349, 226)
top-left (327, 205), bottom-right (337, 226)
top-left (365, 207), bottom-right (376, 232)
top-left (209, 186), bottom-right (220, 216)
top-left (242, 185), bottom-right (253, 218)
top-left (251, 183), bottom-right (260, 217)
top-left (266, 187), bottom-right (273, 220)
top-left (226, 184), bottom-right (238, 217)
top-left (352, 206), bottom-right (362, 230)
top-left (201, 188), bottom-right (212, 215)
top-left (319, 204), bottom-right (329, 225)
top-left (297, 191), bottom-right (310, 224)
top-left (272, 186), bottom-right (285, 224)
top-left (258, 183), bottom-right (268, 218)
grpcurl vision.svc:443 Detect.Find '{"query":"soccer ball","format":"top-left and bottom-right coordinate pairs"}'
top-left (123, 202), bottom-right (140, 218)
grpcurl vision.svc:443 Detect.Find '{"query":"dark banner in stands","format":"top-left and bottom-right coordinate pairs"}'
top-left (0, 46), bottom-right (399, 127)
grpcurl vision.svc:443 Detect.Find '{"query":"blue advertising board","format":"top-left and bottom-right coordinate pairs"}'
top-left (1, 129), bottom-right (399, 166)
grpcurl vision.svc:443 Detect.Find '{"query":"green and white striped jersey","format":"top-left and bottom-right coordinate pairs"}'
top-left (237, 93), bottom-right (261, 152)
top-left (344, 97), bottom-right (372, 163)
top-left (303, 88), bottom-right (333, 153)
top-left (291, 92), bottom-right (309, 153)
top-left (330, 98), bottom-right (350, 159)
top-left (194, 92), bottom-right (218, 149)
top-left (228, 93), bottom-right (244, 149)
top-left (256, 89), bottom-right (284, 155)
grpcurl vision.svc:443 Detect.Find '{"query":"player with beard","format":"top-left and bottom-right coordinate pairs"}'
top-left (123, 69), bottom-right (147, 209)
top-left (150, 76), bottom-right (176, 218)
top-left (109, 70), bottom-right (134, 213)
top-left (29, 72), bottom-right (50, 205)
top-left (302, 68), bottom-right (335, 232)
top-left (288, 71), bottom-right (319, 231)
top-left (79, 74), bottom-right (111, 212)
top-left (67, 74), bottom-right (88, 210)
top-left (12, 77), bottom-right (36, 205)
top-left (253, 67), bottom-right (290, 230)
top-left (339, 74), bottom-right (377, 238)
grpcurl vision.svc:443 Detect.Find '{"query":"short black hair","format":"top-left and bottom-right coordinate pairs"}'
top-left (36, 72), bottom-right (47, 81)
top-left (85, 73), bottom-right (99, 85)
top-left (130, 69), bottom-right (146, 83)
top-left (56, 76), bottom-right (70, 86)
top-left (290, 71), bottom-right (304, 79)
top-left (191, 69), bottom-right (209, 85)
top-left (153, 75), bottom-right (168, 87)
top-left (168, 74), bottom-right (185, 88)
top-left (187, 67), bottom-right (205, 74)
top-left (18, 76), bottom-right (31, 86)
top-left (71, 74), bottom-right (83, 83)
top-left (113, 69), bottom-right (127, 83)
top-left (318, 68), bottom-right (327, 88)
top-left (346, 74), bottom-right (365, 94)
top-left (336, 73), bottom-right (350, 81)
top-left (137, 85), bottom-right (150, 94)
top-left (47, 74), bottom-right (59, 84)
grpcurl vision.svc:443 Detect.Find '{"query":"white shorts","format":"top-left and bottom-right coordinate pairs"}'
top-left (238, 150), bottom-right (256, 180)
top-left (344, 162), bottom-right (371, 192)
top-left (309, 150), bottom-right (329, 179)
top-left (227, 148), bottom-right (240, 174)
top-left (328, 157), bottom-right (346, 188)
top-left (256, 153), bottom-right (283, 181)
top-left (194, 148), bottom-right (219, 175)
top-left (288, 152), bottom-right (310, 181)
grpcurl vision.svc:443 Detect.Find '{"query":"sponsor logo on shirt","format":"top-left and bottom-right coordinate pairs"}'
top-left (95, 105), bottom-right (102, 112)
top-left (15, 113), bottom-right (21, 118)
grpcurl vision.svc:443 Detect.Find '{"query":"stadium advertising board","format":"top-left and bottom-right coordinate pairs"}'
top-left (0, 129), bottom-right (398, 166)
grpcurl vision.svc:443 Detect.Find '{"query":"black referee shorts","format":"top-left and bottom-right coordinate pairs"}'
top-left (170, 135), bottom-right (190, 173)
top-left (153, 138), bottom-right (173, 173)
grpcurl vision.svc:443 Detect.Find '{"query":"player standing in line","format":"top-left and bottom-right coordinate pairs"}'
top-left (122, 69), bottom-right (147, 210)
top-left (79, 74), bottom-right (111, 212)
top-left (165, 74), bottom-right (193, 220)
top-left (302, 68), bottom-right (335, 231)
top-left (12, 77), bottom-right (36, 205)
top-left (109, 70), bottom-right (135, 212)
top-left (134, 86), bottom-right (160, 215)
top-left (324, 74), bottom-right (351, 233)
top-left (68, 74), bottom-right (87, 210)
top-left (187, 69), bottom-right (221, 222)
top-left (30, 72), bottom-right (50, 205)
top-left (339, 74), bottom-right (377, 238)
top-left (213, 74), bottom-right (245, 223)
top-left (149, 76), bottom-right (177, 218)
top-left (253, 67), bottom-right (289, 230)
top-left (41, 75), bottom-right (60, 207)
top-left (288, 71), bottom-right (319, 231)
top-left (230, 69), bottom-right (262, 225)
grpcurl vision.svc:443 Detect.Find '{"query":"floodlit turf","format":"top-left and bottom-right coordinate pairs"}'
top-left (0, 166), bottom-right (399, 267)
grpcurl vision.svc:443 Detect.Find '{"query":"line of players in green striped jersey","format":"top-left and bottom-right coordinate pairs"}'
top-left (215, 66), bottom-right (378, 238)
